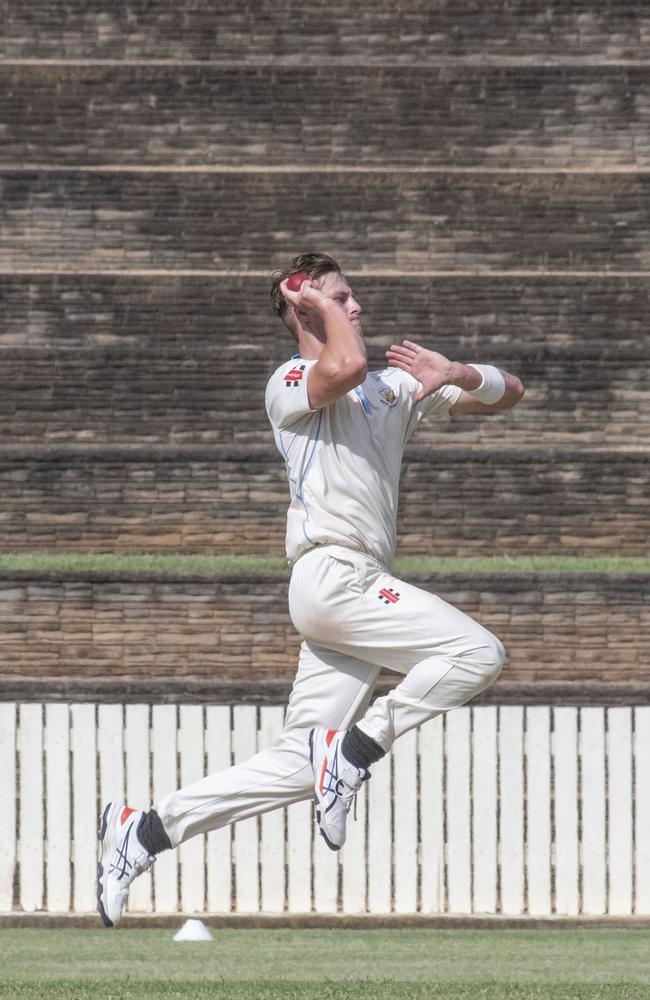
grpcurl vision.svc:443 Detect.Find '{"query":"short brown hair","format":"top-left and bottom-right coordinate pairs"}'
top-left (270, 252), bottom-right (342, 324)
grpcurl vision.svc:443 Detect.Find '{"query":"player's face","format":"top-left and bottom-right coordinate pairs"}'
top-left (319, 272), bottom-right (363, 334)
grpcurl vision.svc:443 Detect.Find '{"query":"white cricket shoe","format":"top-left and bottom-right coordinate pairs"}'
top-left (309, 728), bottom-right (369, 851)
top-left (97, 802), bottom-right (155, 927)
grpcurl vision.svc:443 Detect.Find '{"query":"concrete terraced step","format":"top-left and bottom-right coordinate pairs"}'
top-left (1, 274), bottom-right (647, 350)
top-left (0, 569), bottom-right (647, 702)
top-left (0, 447), bottom-right (645, 557)
top-left (2, 65), bottom-right (650, 169)
top-left (2, 1), bottom-right (647, 63)
top-left (0, 338), bottom-right (645, 448)
top-left (2, 171), bottom-right (650, 272)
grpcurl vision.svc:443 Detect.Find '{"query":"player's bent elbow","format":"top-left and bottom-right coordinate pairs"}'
top-left (339, 356), bottom-right (368, 383)
top-left (308, 357), bottom-right (368, 408)
top-left (493, 377), bottom-right (525, 412)
top-left (505, 377), bottom-right (525, 408)
top-left (324, 356), bottom-right (367, 388)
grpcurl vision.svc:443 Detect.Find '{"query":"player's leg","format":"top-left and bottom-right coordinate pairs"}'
top-left (290, 546), bottom-right (505, 814)
top-left (292, 545), bottom-right (505, 747)
top-left (97, 638), bottom-right (380, 926)
top-left (352, 591), bottom-right (505, 751)
top-left (153, 640), bottom-right (380, 845)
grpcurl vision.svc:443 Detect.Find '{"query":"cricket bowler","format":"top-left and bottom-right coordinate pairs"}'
top-left (97, 252), bottom-right (525, 926)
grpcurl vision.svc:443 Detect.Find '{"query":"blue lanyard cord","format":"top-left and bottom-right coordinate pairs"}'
top-left (354, 386), bottom-right (373, 415)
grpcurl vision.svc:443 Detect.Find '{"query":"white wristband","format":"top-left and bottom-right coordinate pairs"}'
top-left (467, 364), bottom-right (507, 404)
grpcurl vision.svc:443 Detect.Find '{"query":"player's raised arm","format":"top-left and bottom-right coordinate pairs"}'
top-left (281, 276), bottom-right (367, 409)
top-left (386, 339), bottom-right (524, 414)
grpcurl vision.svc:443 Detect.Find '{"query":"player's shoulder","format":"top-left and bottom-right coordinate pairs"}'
top-left (267, 355), bottom-right (317, 380)
top-left (265, 355), bottom-right (320, 430)
top-left (266, 356), bottom-right (315, 393)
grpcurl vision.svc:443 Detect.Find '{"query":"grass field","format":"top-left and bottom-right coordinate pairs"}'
top-left (0, 553), bottom-right (647, 575)
top-left (1, 928), bottom-right (649, 999)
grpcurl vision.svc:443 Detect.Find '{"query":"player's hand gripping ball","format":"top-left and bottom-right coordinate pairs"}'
top-left (286, 272), bottom-right (311, 291)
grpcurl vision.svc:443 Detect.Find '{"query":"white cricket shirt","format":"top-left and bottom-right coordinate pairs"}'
top-left (265, 357), bottom-right (462, 566)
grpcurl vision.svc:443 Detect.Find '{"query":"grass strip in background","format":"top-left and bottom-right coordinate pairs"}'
top-left (0, 553), bottom-right (647, 575)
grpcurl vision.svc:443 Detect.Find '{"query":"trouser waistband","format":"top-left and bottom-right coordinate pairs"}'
top-left (292, 543), bottom-right (390, 574)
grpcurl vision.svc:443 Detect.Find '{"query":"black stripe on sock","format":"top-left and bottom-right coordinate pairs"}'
top-left (137, 809), bottom-right (172, 855)
top-left (341, 725), bottom-right (386, 770)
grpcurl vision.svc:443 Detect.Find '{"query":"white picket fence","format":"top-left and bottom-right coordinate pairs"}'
top-left (1, 702), bottom-right (649, 917)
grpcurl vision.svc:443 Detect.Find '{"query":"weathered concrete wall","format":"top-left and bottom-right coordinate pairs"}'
top-left (0, 448), bottom-right (644, 556)
top-left (0, 572), bottom-right (647, 702)
top-left (2, 66), bottom-right (650, 169)
top-left (3, 269), bottom-right (645, 559)
top-left (2, 0), bottom-right (648, 701)
top-left (0, 285), bottom-right (646, 450)
top-left (1, 274), bottom-right (646, 354)
top-left (3, 171), bottom-right (650, 273)
top-left (3, 2), bottom-right (647, 62)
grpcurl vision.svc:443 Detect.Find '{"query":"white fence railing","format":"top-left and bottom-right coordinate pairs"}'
top-left (2, 703), bottom-right (649, 916)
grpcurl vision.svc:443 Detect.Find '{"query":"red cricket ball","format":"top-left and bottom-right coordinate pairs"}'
top-left (286, 272), bottom-right (311, 292)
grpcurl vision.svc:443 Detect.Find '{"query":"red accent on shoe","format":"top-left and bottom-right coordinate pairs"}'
top-left (120, 806), bottom-right (135, 825)
top-left (325, 729), bottom-right (336, 747)
top-left (319, 758), bottom-right (328, 794)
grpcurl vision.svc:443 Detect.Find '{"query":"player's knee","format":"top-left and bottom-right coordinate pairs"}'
top-left (480, 633), bottom-right (506, 686)
top-left (462, 630), bottom-right (505, 691)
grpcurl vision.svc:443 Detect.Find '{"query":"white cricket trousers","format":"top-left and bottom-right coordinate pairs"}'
top-left (156, 544), bottom-right (505, 846)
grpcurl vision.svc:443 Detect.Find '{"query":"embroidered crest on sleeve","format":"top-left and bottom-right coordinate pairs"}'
top-left (285, 363), bottom-right (306, 388)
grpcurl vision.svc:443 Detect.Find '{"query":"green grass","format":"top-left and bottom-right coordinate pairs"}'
top-left (1, 984), bottom-right (648, 1000)
top-left (0, 553), bottom-right (647, 575)
top-left (0, 929), bottom-right (649, 999)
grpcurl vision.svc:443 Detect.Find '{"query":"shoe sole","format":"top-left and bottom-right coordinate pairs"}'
top-left (309, 728), bottom-right (341, 853)
top-left (97, 802), bottom-right (114, 928)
